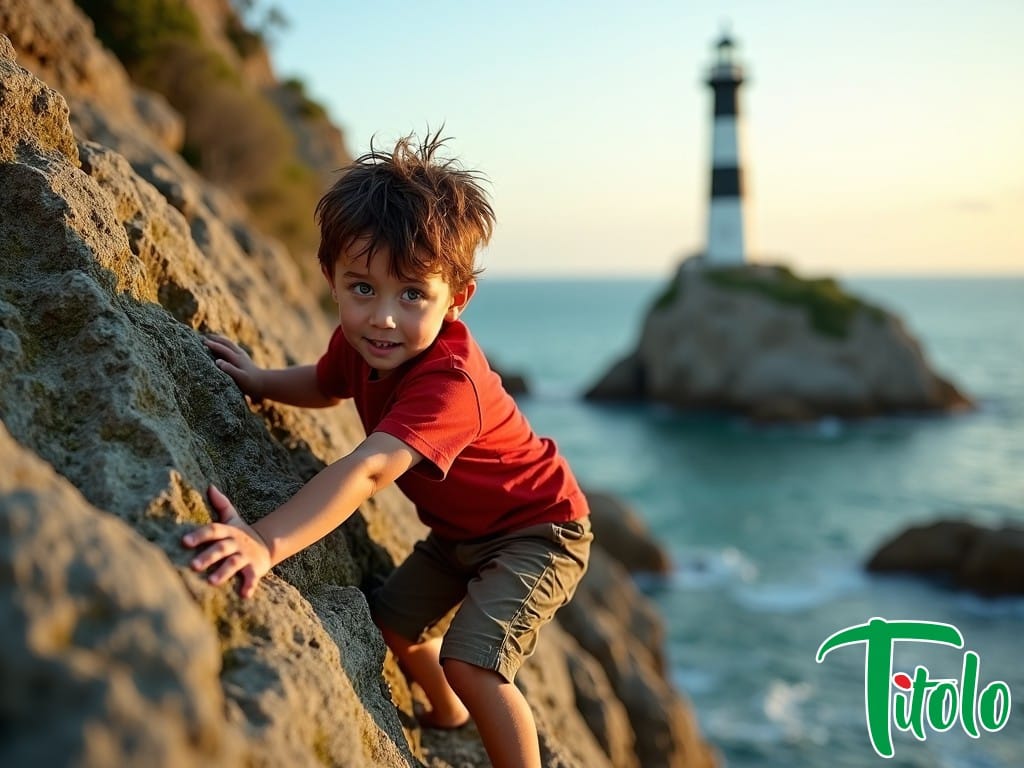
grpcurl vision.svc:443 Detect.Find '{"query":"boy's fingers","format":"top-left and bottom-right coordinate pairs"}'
top-left (181, 521), bottom-right (232, 548)
top-left (207, 485), bottom-right (239, 523)
top-left (206, 342), bottom-right (239, 365)
top-left (239, 566), bottom-right (258, 599)
top-left (188, 538), bottom-right (240, 572)
top-left (205, 334), bottom-right (243, 354)
top-left (208, 553), bottom-right (246, 586)
top-left (204, 339), bottom-right (245, 366)
top-left (214, 359), bottom-right (240, 376)
top-left (202, 337), bottom-right (229, 354)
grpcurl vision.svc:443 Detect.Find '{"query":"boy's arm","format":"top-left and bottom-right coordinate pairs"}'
top-left (182, 431), bottom-right (421, 597)
top-left (255, 431), bottom-right (421, 564)
top-left (204, 333), bottom-right (340, 408)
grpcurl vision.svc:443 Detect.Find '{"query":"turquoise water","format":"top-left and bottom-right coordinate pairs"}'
top-left (465, 276), bottom-right (1024, 767)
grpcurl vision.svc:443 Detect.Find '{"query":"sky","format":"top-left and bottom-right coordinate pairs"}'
top-left (268, 0), bottom-right (1023, 278)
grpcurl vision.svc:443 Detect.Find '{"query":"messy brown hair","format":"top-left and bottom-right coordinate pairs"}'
top-left (315, 130), bottom-right (494, 292)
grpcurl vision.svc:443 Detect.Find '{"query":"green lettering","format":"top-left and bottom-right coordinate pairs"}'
top-left (909, 667), bottom-right (939, 740)
top-left (817, 617), bottom-right (963, 758)
top-left (927, 681), bottom-right (957, 732)
top-left (893, 691), bottom-right (913, 732)
top-left (960, 651), bottom-right (980, 738)
top-left (979, 682), bottom-right (1011, 732)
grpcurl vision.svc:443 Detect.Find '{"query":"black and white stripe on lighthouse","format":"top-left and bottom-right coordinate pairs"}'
top-left (704, 31), bottom-right (748, 265)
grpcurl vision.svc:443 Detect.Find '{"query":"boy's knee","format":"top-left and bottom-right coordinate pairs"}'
top-left (443, 658), bottom-right (498, 694)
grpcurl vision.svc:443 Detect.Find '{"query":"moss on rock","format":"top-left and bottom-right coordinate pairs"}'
top-left (704, 264), bottom-right (884, 339)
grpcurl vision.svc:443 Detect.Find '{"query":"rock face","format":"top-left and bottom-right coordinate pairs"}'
top-left (0, 15), bottom-right (717, 768)
top-left (585, 490), bottom-right (672, 575)
top-left (0, 423), bottom-right (244, 768)
top-left (586, 260), bottom-right (971, 421)
top-left (867, 520), bottom-right (1024, 597)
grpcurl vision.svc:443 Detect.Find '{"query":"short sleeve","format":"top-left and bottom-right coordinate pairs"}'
top-left (315, 326), bottom-right (354, 400)
top-left (375, 366), bottom-right (482, 480)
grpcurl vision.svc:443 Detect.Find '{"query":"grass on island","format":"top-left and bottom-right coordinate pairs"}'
top-left (650, 263), bottom-right (886, 339)
top-left (706, 265), bottom-right (886, 338)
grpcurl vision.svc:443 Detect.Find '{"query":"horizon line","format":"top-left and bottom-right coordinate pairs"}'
top-left (478, 270), bottom-right (1024, 281)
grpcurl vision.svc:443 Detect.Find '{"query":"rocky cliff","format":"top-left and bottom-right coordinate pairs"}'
top-left (0, 4), bottom-right (716, 765)
top-left (587, 259), bottom-right (971, 421)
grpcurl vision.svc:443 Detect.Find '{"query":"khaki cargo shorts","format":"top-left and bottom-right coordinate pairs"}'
top-left (371, 518), bottom-right (592, 683)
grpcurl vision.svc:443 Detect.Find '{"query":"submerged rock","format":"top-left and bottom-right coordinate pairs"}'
top-left (867, 519), bottom-right (1024, 596)
top-left (586, 259), bottom-right (971, 421)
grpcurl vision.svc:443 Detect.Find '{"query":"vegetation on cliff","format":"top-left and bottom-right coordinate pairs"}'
top-left (74, 0), bottom-right (334, 264)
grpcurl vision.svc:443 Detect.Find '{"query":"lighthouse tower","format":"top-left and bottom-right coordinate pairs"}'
top-left (704, 31), bottom-right (749, 265)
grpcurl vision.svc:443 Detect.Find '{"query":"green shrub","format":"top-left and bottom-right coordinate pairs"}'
top-left (651, 278), bottom-right (681, 311)
top-left (282, 78), bottom-right (328, 120)
top-left (76, 0), bottom-right (201, 68)
top-left (705, 265), bottom-right (885, 338)
top-left (76, 0), bottom-right (325, 261)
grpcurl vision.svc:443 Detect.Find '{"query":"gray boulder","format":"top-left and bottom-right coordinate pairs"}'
top-left (867, 519), bottom-right (1024, 596)
top-left (586, 259), bottom-right (971, 421)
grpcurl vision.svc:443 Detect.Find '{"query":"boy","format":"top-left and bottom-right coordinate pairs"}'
top-left (182, 133), bottom-right (592, 768)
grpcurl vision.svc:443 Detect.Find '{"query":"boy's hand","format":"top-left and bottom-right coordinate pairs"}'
top-left (182, 485), bottom-right (271, 599)
top-left (204, 333), bottom-right (265, 401)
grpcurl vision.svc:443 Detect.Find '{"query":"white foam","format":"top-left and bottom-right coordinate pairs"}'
top-left (763, 680), bottom-right (828, 746)
top-left (732, 564), bottom-right (870, 614)
top-left (671, 546), bottom-right (759, 590)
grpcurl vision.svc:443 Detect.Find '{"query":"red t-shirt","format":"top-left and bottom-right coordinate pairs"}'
top-left (315, 320), bottom-right (588, 539)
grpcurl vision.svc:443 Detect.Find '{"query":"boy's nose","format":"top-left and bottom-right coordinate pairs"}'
top-left (370, 303), bottom-right (397, 329)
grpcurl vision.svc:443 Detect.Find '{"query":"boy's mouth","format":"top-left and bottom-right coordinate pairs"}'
top-left (367, 339), bottom-right (400, 350)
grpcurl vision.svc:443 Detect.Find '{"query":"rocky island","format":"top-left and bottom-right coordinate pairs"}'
top-left (0, 1), bottom-right (716, 766)
top-left (586, 258), bottom-right (972, 422)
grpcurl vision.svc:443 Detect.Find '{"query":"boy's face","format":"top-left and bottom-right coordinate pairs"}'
top-left (323, 244), bottom-right (475, 377)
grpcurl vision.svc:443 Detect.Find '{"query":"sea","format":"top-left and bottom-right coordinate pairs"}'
top-left (463, 275), bottom-right (1024, 768)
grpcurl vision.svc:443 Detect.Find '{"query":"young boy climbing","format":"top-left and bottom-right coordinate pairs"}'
top-left (182, 133), bottom-right (592, 768)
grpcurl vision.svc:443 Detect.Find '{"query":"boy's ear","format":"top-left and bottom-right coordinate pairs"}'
top-left (445, 280), bottom-right (477, 322)
top-left (321, 264), bottom-right (337, 300)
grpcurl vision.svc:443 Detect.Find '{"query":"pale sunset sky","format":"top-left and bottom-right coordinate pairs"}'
top-left (270, 0), bottom-right (1022, 278)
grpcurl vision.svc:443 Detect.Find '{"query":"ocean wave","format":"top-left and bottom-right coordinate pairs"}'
top-left (731, 564), bottom-right (870, 614)
top-left (951, 592), bottom-right (1024, 620)
top-left (669, 546), bottom-right (759, 590)
top-left (672, 667), bottom-right (719, 696)
top-left (702, 680), bottom-right (828, 749)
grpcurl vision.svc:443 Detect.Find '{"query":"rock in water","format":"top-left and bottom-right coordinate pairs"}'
top-left (586, 260), bottom-right (971, 421)
top-left (868, 519), bottom-right (1024, 597)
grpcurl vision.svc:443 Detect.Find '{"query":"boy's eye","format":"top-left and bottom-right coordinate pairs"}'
top-left (350, 282), bottom-right (373, 296)
top-left (402, 288), bottom-right (425, 301)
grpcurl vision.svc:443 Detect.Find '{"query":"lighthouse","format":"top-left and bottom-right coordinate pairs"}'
top-left (704, 31), bottom-right (749, 265)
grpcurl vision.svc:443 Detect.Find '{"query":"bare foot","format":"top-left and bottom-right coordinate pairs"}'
top-left (417, 707), bottom-right (471, 730)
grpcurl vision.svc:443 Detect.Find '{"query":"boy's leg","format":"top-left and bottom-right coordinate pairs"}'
top-left (443, 659), bottom-right (540, 768)
top-left (370, 533), bottom-right (471, 727)
top-left (375, 622), bottom-right (469, 728)
top-left (438, 519), bottom-right (592, 766)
